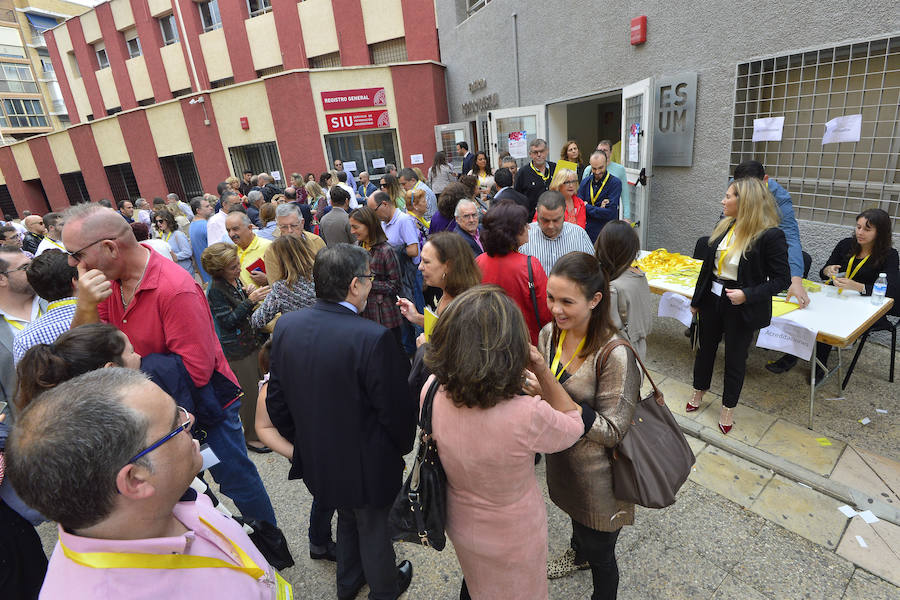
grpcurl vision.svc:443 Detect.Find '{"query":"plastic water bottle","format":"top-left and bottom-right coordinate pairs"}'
top-left (871, 273), bottom-right (887, 305)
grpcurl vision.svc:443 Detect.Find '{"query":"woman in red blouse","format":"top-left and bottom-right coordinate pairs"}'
top-left (477, 202), bottom-right (552, 345)
top-left (542, 168), bottom-right (586, 229)
top-left (348, 207), bottom-right (403, 347)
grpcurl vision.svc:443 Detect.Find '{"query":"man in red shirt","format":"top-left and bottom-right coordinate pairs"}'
top-left (62, 204), bottom-right (280, 532)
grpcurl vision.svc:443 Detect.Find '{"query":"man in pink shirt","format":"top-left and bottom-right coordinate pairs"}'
top-left (61, 204), bottom-right (281, 540)
top-left (6, 368), bottom-right (288, 599)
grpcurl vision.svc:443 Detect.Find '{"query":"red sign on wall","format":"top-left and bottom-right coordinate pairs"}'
top-left (326, 110), bottom-right (391, 133)
top-left (321, 87), bottom-right (387, 110)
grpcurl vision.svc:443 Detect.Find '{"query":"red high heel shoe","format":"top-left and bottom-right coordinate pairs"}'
top-left (718, 422), bottom-right (733, 435)
top-left (686, 390), bottom-right (703, 413)
top-left (718, 407), bottom-right (734, 434)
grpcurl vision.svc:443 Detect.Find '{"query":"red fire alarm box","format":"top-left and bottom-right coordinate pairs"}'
top-left (630, 16), bottom-right (647, 45)
top-left (240, 116), bottom-right (249, 130)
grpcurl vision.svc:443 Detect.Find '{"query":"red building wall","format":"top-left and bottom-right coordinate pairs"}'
top-left (66, 125), bottom-right (114, 201)
top-left (67, 17), bottom-right (106, 119)
top-left (391, 63), bottom-right (448, 170)
top-left (26, 137), bottom-right (68, 211)
top-left (265, 72), bottom-right (326, 177)
top-left (44, 30), bottom-right (80, 125)
top-left (95, 2), bottom-right (136, 111)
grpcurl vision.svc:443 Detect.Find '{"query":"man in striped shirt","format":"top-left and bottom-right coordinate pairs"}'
top-left (519, 191), bottom-right (594, 275)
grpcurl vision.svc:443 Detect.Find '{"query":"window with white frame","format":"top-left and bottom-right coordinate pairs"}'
top-left (40, 57), bottom-right (53, 74)
top-left (198, 0), bottom-right (222, 32)
top-left (94, 42), bottom-right (109, 69)
top-left (730, 36), bottom-right (900, 228)
top-left (466, 0), bottom-right (493, 18)
top-left (124, 30), bottom-right (141, 59)
top-left (159, 14), bottom-right (179, 45)
top-left (247, 0), bottom-right (272, 17)
top-left (0, 63), bottom-right (37, 93)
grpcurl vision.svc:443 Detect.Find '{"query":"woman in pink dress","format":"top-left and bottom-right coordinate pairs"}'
top-left (423, 285), bottom-right (596, 599)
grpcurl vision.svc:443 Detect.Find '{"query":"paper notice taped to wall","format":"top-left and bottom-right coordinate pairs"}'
top-left (822, 114), bottom-right (862, 145)
top-left (752, 117), bottom-right (785, 142)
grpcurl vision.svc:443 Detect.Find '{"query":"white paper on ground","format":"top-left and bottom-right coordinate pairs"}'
top-left (343, 161), bottom-right (357, 172)
top-left (371, 158), bottom-right (386, 169)
top-left (200, 444), bottom-right (220, 470)
top-left (855, 535), bottom-right (868, 548)
top-left (825, 397), bottom-right (846, 401)
top-left (876, 409), bottom-right (888, 414)
top-left (838, 505), bottom-right (858, 518)
top-left (657, 292), bottom-right (693, 327)
top-left (822, 114), bottom-right (862, 144)
top-left (752, 116), bottom-right (785, 142)
top-left (859, 417), bottom-right (871, 425)
top-left (859, 510), bottom-right (879, 524)
top-left (756, 317), bottom-right (817, 360)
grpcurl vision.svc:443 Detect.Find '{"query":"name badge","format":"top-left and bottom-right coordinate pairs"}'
top-left (711, 281), bottom-right (724, 296)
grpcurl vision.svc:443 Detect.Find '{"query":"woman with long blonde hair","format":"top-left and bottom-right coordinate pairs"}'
top-left (547, 168), bottom-right (586, 228)
top-left (687, 177), bottom-right (790, 434)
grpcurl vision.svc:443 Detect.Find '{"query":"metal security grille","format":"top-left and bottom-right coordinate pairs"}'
top-left (0, 184), bottom-right (16, 218)
top-left (160, 153), bottom-right (203, 200)
top-left (104, 163), bottom-right (140, 203)
top-left (466, 0), bottom-right (492, 17)
top-left (309, 52), bottom-right (341, 69)
top-left (731, 36), bottom-right (900, 228)
top-left (60, 172), bottom-right (90, 205)
top-left (369, 38), bottom-right (407, 65)
top-left (228, 142), bottom-right (284, 188)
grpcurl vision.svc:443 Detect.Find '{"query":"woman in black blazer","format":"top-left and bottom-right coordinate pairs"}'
top-left (688, 178), bottom-right (790, 434)
top-left (815, 208), bottom-right (899, 380)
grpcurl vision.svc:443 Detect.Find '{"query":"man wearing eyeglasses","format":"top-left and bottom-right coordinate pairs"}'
top-left (62, 204), bottom-right (283, 552)
top-left (0, 246), bottom-right (44, 412)
top-left (263, 203), bottom-right (326, 284)
top-left (514, 138), bottom-right (557, 219)
top-left (267, 244), bottom-right (415, 600)
top-left (454, 199), bottom-right (484, 257)
top-left (6, 368), bottom-right (286, 599)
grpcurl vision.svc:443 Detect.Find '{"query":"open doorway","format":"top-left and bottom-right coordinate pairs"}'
top-left (547, 90), bottom-right (623, 167)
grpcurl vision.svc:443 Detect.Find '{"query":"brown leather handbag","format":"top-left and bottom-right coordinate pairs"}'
top-left (599, 339), bottom-right (695, 508)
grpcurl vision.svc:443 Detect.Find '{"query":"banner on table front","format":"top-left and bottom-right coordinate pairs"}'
top-left (756, 317), bottom-right (816, 360)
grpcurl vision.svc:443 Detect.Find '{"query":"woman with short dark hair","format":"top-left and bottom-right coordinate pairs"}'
top-left (425, 286), bottom-right (588, 600)
top-left (476, 202), bottom-right (552, 344)
top-left (152, 210), bottom-right (193, 274)
top-left (348, 207), bottom-right (403, 345)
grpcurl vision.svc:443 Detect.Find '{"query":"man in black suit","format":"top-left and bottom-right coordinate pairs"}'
top-left (266, 244), bottom-right (415, 600)
top-left (457, 141), bottom-right (474, 176)
top-left (492, 167), bottom-right (531, 216)
top-left (514, 138), bottom-right (556, 218)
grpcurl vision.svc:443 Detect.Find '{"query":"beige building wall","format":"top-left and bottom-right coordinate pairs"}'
top-left (361, 0), bottom-right (404, 45)
top-left (245, 12), bottom-right (281, 71)
top-left (109, 0), bottom-right (135, 31)
top-left (307, 67), bottom-right (402, 161)
top-left (10, 143), bottom-right (38, 180)
top-left (78, 10), bottom-right (101, 43)
top-left (210, 82), bottom-right (275, 149)
top-left (298, 0), bottom-right (338, 58)
top-left (146, 101), bottom-right (192, 158)
top-left (147, 0), bottom-right (171, 18)
top-left (126, 55), bottom-right (153, 101)
top-left (160, 43), bottom-right (191, 92)
top-left (46, 130), bottom-right (79, 173)
top-left (51, 23), bottom-right (90, 121)
top-left (90, 117), bottom-right (128, 165)
top-left (199, 28), bottom-right (233, 82)
top-left (95, 67), bottom-right (120, 110)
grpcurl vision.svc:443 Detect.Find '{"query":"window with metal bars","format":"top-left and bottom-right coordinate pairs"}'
top-left (228, 142), bottom-right (284, 188)
top-left (60, 172), bottom-right (90, 205)
top-left (160, 153), bottom-right (203, 200)
top-left (731, 36), bottom-right (900, 228)
top-left (247, 0), bottom-right (272, 18)
top-left (369, 38), bottom-right (407, 65)
top-left (104, 163), bottom-right (140, 204)
top-left (309, 52), bottom-right (341, 69)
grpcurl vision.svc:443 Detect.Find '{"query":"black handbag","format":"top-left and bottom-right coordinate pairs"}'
top-left (526, 256), bottom-right (541, 326)
top-left (388, 378), bottom-right (447, 550)
top-left (599, 339), bottom-right (695, 508)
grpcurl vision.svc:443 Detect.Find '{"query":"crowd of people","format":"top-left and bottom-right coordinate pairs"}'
top-left (0, 142), bottom-right (896, 600)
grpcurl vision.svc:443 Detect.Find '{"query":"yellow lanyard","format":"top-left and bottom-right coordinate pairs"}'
top-left (589, 173), bottom-right (610, 205)
top-left (57, 515), bottom-right (291, 598)
top-left (3, 303), bottom-right (42, 330)
top-left (717, 227), bottom-right (735, 275)
top-left (530, 162), bottom-right (550, 182)
top-left (162, 231), bottom-right (173, 243)
top-left (414, 214), bottom-right (430, 230)
top-left (846, 255), bottom-right (868, 280)
top-left (47, 299), bottom-right (76, 311)
top-left (550, 330), bottom-right (586, 381)
top-left (48, 238), bottom-right (65, 250)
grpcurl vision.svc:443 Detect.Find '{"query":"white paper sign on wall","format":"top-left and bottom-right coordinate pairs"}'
top-left (752, 116), bottom-right (784, 142)
top-left (271, 170), bottom-right (281, 181)
top-left (372, 158), bottom-right (386, 169)
top-left (410, 154), bottom-right (424, 165)
top-left (756, 317), bottom-right (817, 360)
top-left (822, 114), bottom-right (862, 145)
top-left (343, 161), bottom-right (357, 172)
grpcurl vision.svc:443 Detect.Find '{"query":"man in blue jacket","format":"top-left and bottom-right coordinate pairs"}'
top-left (578, 150), bottom-right (622, 242)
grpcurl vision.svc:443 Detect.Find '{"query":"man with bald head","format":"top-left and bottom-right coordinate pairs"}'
top-left (62, 204), bottom-right (282, 540)
top-left (226, 211), bottom-right (270, 288)
top-left (21, 215), bottom-right (44, 255)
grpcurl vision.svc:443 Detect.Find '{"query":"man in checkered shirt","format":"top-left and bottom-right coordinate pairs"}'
top-left (13, 250), bottom-right (77, 364)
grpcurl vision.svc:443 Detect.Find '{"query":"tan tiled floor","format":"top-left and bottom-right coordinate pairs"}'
top-left (831, 447), bottom-right (899, 507)
top-left (689, 446), bottom-right (774, 508)
top-left (693, 401), bottom-right (778, 446)
top-left (750, 475), bottom-right (846, 549)
top-left (837, 517), bottom-right (900, 587)
top-left (755, 419), bottom-right (846, 475)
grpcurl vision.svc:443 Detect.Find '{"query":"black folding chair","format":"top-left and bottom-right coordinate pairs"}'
top-left (841, 315), bottom-right (898, 389)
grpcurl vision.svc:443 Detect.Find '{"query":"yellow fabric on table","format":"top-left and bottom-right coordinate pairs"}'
top-left (772, 299), bottom-right (800, 318)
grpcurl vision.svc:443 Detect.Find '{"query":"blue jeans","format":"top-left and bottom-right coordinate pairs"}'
top-left (204, 401), bottom-right (277, 525)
